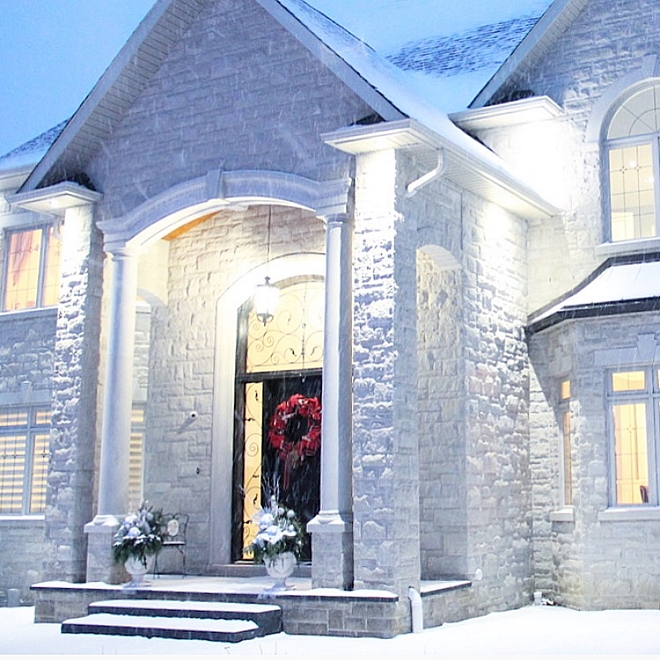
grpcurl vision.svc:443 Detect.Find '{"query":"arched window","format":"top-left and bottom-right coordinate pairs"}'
top-left (606, 82), bottom-right (660, 241)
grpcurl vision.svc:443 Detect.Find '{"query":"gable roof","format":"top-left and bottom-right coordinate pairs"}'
top-left (21, 0), bottom-right (209, 192)
top-left (18, 0), bottom-right (559, 219)
top-left (471, 0), bottom-right (589, 108)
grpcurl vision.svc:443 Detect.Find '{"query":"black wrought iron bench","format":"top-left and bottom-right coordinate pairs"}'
top-left (153, 513), bottom-right (189, 577)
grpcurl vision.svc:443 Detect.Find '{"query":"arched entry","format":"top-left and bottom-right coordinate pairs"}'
top-left (233, 277), bottom-right (324, 561)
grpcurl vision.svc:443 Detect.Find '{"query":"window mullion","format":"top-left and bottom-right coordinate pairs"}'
top-left (35, 227), bottom-right (48, 308)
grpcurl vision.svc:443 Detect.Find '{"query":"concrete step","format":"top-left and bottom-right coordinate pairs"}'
top-left (61, 599), bottom-right (283, 643)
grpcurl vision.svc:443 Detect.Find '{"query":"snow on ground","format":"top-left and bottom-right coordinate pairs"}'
top-left (2, 605), bottom-right (660, 656)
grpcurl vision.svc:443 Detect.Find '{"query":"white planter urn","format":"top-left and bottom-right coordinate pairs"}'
top-left (124, 555), bottom-right (153, 587)
top-left (264, 551), bottom-right (296, 589)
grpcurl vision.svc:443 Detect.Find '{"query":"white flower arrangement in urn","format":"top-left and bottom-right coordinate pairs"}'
top-left (245, 496), bottom-right (305, 588)
top-left (112, 502), bottom-right (164, 586)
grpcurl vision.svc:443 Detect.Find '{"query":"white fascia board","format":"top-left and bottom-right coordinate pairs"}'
top-left (323, 119), bottom-right (560, 220)
top-left (450, 96), bottom-right (564, 131)
top-left (470, 0), bottom-right (589, 109)
top-left (20, 0), bottom-right (205, 193)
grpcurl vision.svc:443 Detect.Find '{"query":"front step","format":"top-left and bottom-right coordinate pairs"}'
top-left (62, 599), bottom-right (282, 643)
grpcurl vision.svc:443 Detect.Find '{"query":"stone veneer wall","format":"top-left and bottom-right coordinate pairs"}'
top-left (461, 193), bottom-right (532, 613)
top-left (45, 206), bottom-right (103, 584)
top-left (86, 0), bottom-right (370, 223)
top-left (530, 313), bottom-right (660, 609)
top-left (0, 309), bottom-right (57, 603)
top-left (483, 0), bottom-right (660, 315)
top-left (143, 205), bottom-right (325, 572)
top-left (417, 254), bottom-right (466, 579)
top-left (351, 150), bottom-right (421, 634)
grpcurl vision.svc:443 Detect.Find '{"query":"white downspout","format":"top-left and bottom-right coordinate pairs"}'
top-left (408, 586), bottom-right (423, 633)
top-left (405, 148), bottom-right (446, 198)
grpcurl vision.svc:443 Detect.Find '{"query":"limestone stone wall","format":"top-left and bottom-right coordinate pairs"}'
top-left (417, 255), bottom-right (466, 579)
top-left (461, 193), bottom-right (532, 612)
top-left (87, 0), bottom-right (371, 223)
top-left (352, 149), bottom-right (421, 607)
top-left (530, 313), bottom-right (660, 609)
top-left (143, 204), bottom-right (324, 572)
top-left (45, 206), bottom-right (104, 583)
top-left (0, 309), bottom-right (56, 602)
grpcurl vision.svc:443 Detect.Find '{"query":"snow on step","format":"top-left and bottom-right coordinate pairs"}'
top-left (89, 599), bottom-right (280, 618)
top-left (62, 612), bottom-right (260, 643)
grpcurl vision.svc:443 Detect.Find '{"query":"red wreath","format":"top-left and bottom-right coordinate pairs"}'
top-left (268, 394), bottom-right (321, 489)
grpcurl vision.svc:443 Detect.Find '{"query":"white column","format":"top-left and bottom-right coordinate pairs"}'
top-left (85, 243), bottom-right (139, 583)
top-left (97, 244), bottom-right (140, 515)
top-left (308, 213), bottom-right (354, 589)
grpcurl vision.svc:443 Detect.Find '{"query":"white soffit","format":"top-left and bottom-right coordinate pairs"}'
top-left (450, 96), bottom-right (563, 131)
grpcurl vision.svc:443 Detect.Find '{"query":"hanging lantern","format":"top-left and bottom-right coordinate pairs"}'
top-left (254, 275), bottom-right (279, 325)
top-left (254, 206), bottom-right (279, 325)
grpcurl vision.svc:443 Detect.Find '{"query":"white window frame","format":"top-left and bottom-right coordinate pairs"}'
top-left (1, 223), bottom-right (60, 312)
top-left (558, 379), bottom-right (573, 508)
top-left (606, 367), bottom-right (660, 507)
top-left (0, 406), bottom-right (51, 515)
top-left (603, 82), bottom-right (660, 243)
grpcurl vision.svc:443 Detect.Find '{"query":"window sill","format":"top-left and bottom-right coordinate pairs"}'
top-left (598, 507), bottom-right (660, 522)
top-left (596, 236), bottom-right (660, 258)
top-left (0, 306), bottom-right (57, 321)
top-left (549, 507), bottom-right (575, 522)
top-left (0, 514), bottom-right (45, 524)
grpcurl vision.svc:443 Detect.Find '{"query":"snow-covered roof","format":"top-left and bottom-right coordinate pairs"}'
top-left (0, 121), bottom-right (67, 173)
top-left (19, 0), bottom-right (564, 220)
top-left (307, 0), bottom-right (555, 113)
top-left (528, 257), bottom-right (660, 333)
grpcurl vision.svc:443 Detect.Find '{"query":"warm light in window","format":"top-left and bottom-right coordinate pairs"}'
top-left (613, 402), bottom-right (649, 504)
top-left (612, 371), bottom-right (646, 392)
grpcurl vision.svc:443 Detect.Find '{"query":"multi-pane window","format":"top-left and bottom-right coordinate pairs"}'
top-left (559, 379), bottom-right (573, 506)
top-left (2, 226), bottom-right (61, 311)
top-left (0, 407), bottom-right (51, 514)
top-left (606, 83), bottom-right (660, 241)
top-left (607, 368), bottom-right (660, 505)
top-left (129, 405), bottom-right (146, 509)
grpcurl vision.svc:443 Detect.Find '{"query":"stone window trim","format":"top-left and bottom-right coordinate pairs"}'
top-left (599, 506), bottom-right (660, 522)
top-left (0, 514), bottom-right (45, 523)
top-left (0, 305), bottom-right (58, 321)
top-left (549, 507), bottom-right (575, 523)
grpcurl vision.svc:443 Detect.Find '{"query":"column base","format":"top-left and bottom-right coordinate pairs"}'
top-left (307, 513), bottom-right (353, 590)
top-left (84, 515), bottom-right (124, 584)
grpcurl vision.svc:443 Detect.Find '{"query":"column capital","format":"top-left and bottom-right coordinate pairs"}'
top-left (106, 242), bottom-right (140, 260)
top-left (321, 213), bottom-right (350, 227)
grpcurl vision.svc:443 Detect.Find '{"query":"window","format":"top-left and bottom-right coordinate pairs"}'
top-left (0, 407), bottom-right (50, 514)
top-left (2, 225), bottom-right (61, 311)
top-left (129, 405), bottom-right (146, 509)
top-left (605, 83), bottom-right (660, 241)
top-left (607, 368), bottom-right (660, 505)
top-left (559, 379), bottom-right (573, 506)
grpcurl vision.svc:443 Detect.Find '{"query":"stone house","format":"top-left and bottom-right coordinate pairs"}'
top-left (1, 0), bottom-right (660, 636)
